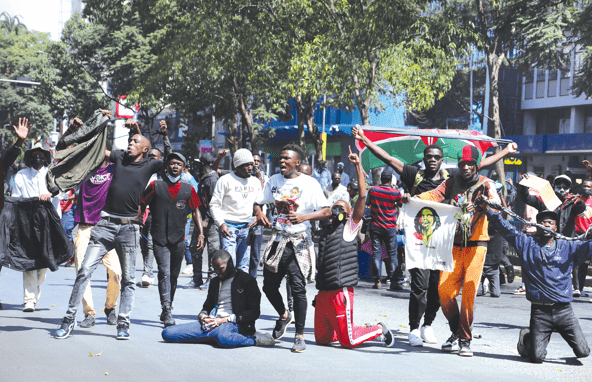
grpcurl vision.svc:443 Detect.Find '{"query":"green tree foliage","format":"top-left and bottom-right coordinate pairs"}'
top-left (445, 0), bottom-right (579, 186)
top-left (0, 12), bottom-right (28, 36)
top-left (317, 0), bottom-right (461, 126)
top-left (0, 28), bottom-right (53, 140)
top-left (40, 15), bottom-right (111, 122)
top-left (413, 66), bottom-right (486, 130)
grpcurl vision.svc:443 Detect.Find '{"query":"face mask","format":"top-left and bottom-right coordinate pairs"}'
top-left (320, 206), bottom-right (347, 230)
top-left (582, 189), bottom-right (592, 197)
top-left (167, 173), bottom-right (181, 183)
top-left (30, 156), bottom-right (45, 168)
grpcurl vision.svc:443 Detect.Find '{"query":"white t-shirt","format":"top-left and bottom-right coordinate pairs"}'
top-left (257, 173), bottom-right (329, 235)
top-left (210, 172), bottom-right (262, 227)
top-left (324, 183), bottom-right (350, 207)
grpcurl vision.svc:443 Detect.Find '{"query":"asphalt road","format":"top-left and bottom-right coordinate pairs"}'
top-left (1, 259), bottom-right (591, 382)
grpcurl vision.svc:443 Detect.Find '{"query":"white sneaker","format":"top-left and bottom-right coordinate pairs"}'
top-left (141, 274), bottom-right (154, 287)
top-left (408, 329), bottom-right (423, 347)
top-left (420, 325), bottom-right (437, 344)
top-left (182, 265), bottom-right (193, 275)
top-left (23, 301), bottom-right (35, 312)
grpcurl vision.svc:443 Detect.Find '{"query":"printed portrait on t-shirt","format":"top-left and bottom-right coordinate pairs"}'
top-left (413, 207), bottom-right (441, 246)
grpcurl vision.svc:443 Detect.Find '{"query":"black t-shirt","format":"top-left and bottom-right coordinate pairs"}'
top-left (400, 164), bottom-right (460, 195)
top-left (103, 151), bottom-right (163, 217)
top-left (198, 170), bottom-right (220, 220)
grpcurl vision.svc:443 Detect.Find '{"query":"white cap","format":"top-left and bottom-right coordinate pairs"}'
top-left (233, 148), bottom-right (254, 168)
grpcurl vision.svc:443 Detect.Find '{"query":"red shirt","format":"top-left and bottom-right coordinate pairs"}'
top-left (574, 196), bottom-right (592, 233)
top-left (141, 180), bottom-right (201, 211)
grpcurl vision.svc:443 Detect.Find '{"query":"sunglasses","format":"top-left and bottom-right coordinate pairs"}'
top-left (425, 154), bottom-right (442, 160)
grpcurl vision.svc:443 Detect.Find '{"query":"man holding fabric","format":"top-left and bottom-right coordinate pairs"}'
top-left (352, 125), bottom-right (516, 348)
top-left (411, 145), bottom-right (500, 357)
top-left (55, 117), bottom-right (168, 340)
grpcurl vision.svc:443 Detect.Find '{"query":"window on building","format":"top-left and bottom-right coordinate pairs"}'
top-left (536, 68), bottom-right (546, 98)
top-left (548, 69), bottom-right (558, 97)
top-left (585, 106), bottom-right (592, 133)
top-left (560, 60), bottom-right (571, 96)
top-left (524, 69), bottom-right (534, 100)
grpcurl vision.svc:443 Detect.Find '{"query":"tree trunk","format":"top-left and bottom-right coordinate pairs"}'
top-left (304, 101), bottom-right (323, 162)
top-left (294, 94), bottom-right (307, 152)
top-left (357, 97), bottom-right (371, 127)
top-left (488, 52), bottom-right (506, 194)
top-left (234, 77), bottom-right (258, 153)
top-left (226, 118), bottom-right (240, 156)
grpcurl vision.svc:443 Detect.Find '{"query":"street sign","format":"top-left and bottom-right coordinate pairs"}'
top-left (16, 77), bottom-right (32, 88)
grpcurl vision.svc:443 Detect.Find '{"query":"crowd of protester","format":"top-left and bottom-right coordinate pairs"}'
top-left (0, 115), bottom-right (591, 362)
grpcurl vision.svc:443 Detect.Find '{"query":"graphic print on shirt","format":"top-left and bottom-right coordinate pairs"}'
top-left (236, 184), bottom-right (256, 199)
top-left (401, 198), bottom-right (461, 272)
top-left (413, 207), bottom-right (441, 248)
top-left (89, 172), bottom-right (112, 185)
top-left (271, 185), bottom-right (302, 228)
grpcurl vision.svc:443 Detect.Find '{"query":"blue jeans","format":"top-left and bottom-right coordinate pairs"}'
top-left (184, 216), bottom-right (192, 265)
top-left (140, 214), bottom-right (154, 278)
top-left (61, 208), bottom-right (76, 244)
top-left (369, 229), bottom-right (398, 283)
top-left (249, 226), bottom-right (263, 278)
top-left (64, 219), bottom-right (140, 325)
top-left (220, 222), bottom-right (250, 273)
top-left (162, 321), bottom-right (255, 347)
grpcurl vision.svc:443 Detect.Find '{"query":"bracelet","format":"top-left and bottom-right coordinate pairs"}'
top-left (198, 234), bottom-right (205, 238)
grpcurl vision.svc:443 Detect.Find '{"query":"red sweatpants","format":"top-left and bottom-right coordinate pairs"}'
top-left (314, 287), bottom-right (383, 348)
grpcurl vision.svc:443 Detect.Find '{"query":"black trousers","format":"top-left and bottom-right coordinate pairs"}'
top-left (522, 302), bottom-right (590, 363)
top-left (262, 241), bottom-right (307, 335)
top-left (191, 219), bottom-right (220, 284)
top-left (408, 268), bottom-right (440, 330)
top-left (153, 240), bottom-right (186, 305)
top-left (479, 264), bottom-right (501, 297)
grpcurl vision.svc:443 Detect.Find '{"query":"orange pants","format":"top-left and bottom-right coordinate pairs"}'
top-left (438, 245), bottom-right (486, 340)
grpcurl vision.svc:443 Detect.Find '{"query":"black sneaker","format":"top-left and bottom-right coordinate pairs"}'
top-left (55, 318), bottom-right (76, 339)
top-left (291, 336), bottom-right (306, 353)
top-left (161, 303), bottom-right (176, 327)
top-left (442, 333), bottom-right (459, 352)
top-left (517, 327), bottom-right (529, 358)
top-left (507, 264), bottom-right (515, 284)
top-left (458, 339), bottom-right (472, 357)
top-left (116, 323), bottom-right (130, 340)
top-left (378, 322), bottom-right (395, 347)
top-left (104, 308), bottom-right (117, 325)
top-left (80, 315), bottom-right (96, 328)
top-left (272, 311), bottom-right (294, 340)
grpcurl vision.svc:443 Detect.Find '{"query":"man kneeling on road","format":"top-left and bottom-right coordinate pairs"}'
top-left (314, 147), bottom-right (394, 348)
top-left (161, 249), bottom-right (274, 348)
top-left (477, 199), bottom-right (591, 363)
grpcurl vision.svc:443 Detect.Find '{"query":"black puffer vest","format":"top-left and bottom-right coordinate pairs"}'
top-left (316, 223), bottom-right (359, 291)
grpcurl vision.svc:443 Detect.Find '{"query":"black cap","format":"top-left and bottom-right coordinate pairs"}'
top-left (536, 210), bottom-right (559, 224)
top-left (381, 169), bottom-right (393, 180)
top-left (167, 152), bottom-right (186, 164)
top-left (198, 152), bottom-right (215, 165)
top-left (348, 180), bottom-right (359, 190)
